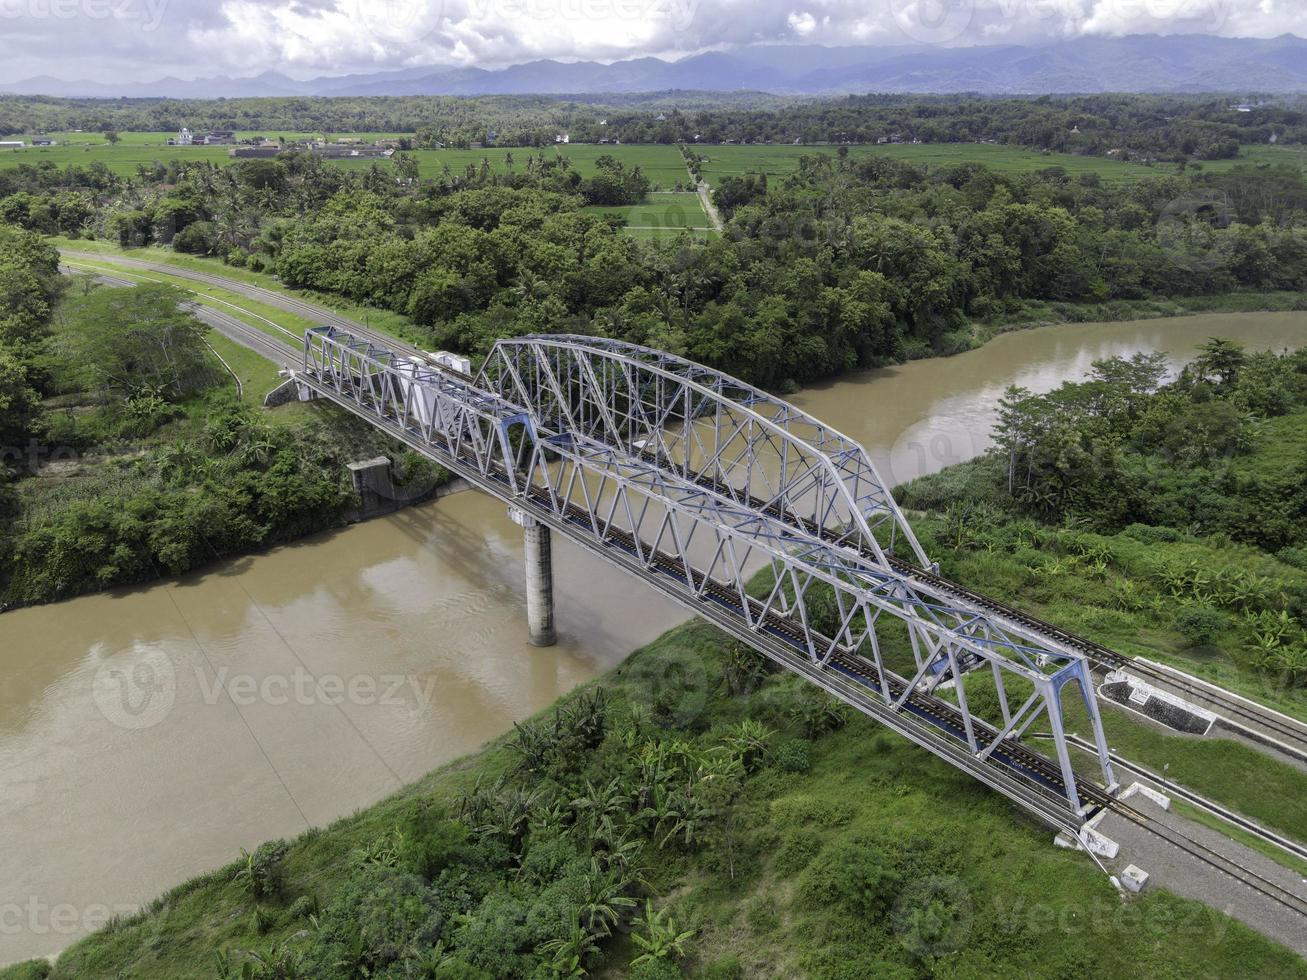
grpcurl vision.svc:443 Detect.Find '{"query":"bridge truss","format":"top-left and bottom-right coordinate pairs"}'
top-left (294, 326), bottom-right (1118, 829)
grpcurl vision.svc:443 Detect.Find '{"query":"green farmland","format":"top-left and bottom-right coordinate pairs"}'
top-left (0, 136), bottom-right (696, 186)
top-left (694, 141), bottom-right (1307, 184)
top-left (584, 191), bottom-right (714, 239)
top-left (4, 132), bottom-right (1304, 186)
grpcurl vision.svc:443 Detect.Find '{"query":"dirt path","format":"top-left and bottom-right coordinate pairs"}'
top-left (696, 180), bottom-right (724, 232)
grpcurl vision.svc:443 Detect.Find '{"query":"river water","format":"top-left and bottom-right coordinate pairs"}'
top-left (2, 311), bottom-right (1305, 963)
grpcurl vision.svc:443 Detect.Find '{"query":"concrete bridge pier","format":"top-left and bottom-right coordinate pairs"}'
top-left (509, 507), bottom-right (556, 646)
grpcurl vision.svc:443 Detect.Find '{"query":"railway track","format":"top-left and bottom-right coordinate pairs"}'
top-left (621, 441), bottom-right (1307, 757)
top-left (1112, 805), bottom-right (1307, 919)
top-left (54, 253), bottom-right (1307, 751)
top-left (884, 555), bottom-right (1307, 755)
top-left (67, 255), bottom-right (1307, 921)
top-left (61, 259), bottom-right (302, 369)
top-left (1058, 732), bottom-right (1307, 865)
top-left (187, 304), bottom-right (297, 364)
top-left (306, 373), bottom-right (1107, 821)
top-left (305, 370), bottom-right (1307, 925)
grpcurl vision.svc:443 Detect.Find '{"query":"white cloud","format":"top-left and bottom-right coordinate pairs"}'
top-left (0, 0), bottom-right (1300, 84)
top-left (787, 10), bottom-right (817, 34)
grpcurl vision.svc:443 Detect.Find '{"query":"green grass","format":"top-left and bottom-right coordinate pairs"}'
top-left (1092, 711), bottom-right (1307, 843)
top-left (9, 618), bottom-right (1305, 979)
top-left (0, 138), bottom-right (694, 186)
top-left (889, 504), bottom-right (1307, 844)
top-left (203, 331), bottom-right (286, 404)
top-left (583, 191), bottom-right (712, 232)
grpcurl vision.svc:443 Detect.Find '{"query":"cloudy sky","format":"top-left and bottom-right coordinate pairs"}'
top-left (0, 0), bottom-right (1300, 83)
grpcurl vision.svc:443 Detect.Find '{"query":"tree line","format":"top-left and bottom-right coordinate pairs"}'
top-left (1, 93), bottom-right (1305, 159)
top-left (5, 144), bottom-right (1307, 394)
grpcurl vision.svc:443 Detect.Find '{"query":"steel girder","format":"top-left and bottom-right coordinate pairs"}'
top-left (479, 335), bottom-right (931, 570)
top-left (297, 326), bottom-right (1117, 818)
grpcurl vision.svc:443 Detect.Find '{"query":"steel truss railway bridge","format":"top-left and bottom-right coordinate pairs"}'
top-left (293, 326), bottom-right (1121, 833)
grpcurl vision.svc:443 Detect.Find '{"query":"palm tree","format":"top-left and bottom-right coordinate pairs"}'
top-left (513, 272), bottom-right (551, 305)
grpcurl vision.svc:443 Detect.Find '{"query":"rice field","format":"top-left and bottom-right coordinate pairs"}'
top-left (3, 130), bottom-right (1302, 186)
top-left (692, 141), bottom-right (1307, 185)
top-left (0, 135), bottom-right (695, 186)
top-left (584, 191), bottom-right (713, 237)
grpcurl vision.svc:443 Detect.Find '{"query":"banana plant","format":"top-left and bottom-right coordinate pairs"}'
top-left (630, 900), bottom-right (696, 966)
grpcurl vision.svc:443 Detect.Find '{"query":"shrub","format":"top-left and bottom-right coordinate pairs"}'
top-left (1277, 546), bottom-right (1307, 571)
top-left (798, 839), bottom-right (902, 918)
top-left (251, 904), bottom-right (275, 935)
top-left (1123, 523), bottom-right (1184, 544)
top-left (1175, 605), bottom-right (1225, 646)
top-left (172, 220), bottom-right (217, 255)
top-left (775, 738), bottom-right (811, 774)
top-left (788, 689), bottom-right (849, 739)
top-left (233, 840), bottom-right (289, 900)
top-left (301, 866), bottom-right (445, 977)
top-left (773, 831), bottom-right (821, 875)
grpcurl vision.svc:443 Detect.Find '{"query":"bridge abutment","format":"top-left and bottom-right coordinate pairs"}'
top-left (510, 507), bottom-right (556, 647)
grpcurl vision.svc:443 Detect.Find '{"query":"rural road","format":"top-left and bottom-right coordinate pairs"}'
top-left (60, 260), bottom-right (298, 368)
top-left (59, 249), bottom-right (424, 360)
top-left (696, 181), bottom-right (724, 232)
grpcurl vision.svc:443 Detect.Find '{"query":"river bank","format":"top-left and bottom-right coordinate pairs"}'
top-left (12, 611), bottom-right (1307, 979)
top-left (3, 308), bottom-right (1306, 966)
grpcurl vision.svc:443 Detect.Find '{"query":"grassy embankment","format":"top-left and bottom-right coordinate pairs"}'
top-left (3, 621), bottom-right (1304, 978)
top-left (5, 499), bottom-right (1307, 977)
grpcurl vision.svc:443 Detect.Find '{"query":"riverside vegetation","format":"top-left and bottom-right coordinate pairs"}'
top-left (4, 626), bottom-right (1305, 979)
top-left (5, 342), bottom-right (1307, 978)
top-left (0, 224), bottom-right (446, 607)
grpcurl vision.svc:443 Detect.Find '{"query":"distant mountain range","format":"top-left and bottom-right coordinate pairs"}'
top-left (5, 34), bottom-right (1307, 99)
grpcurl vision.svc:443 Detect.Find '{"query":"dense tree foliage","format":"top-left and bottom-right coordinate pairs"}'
top-left (897, 340), bottom-right (1307, 691)
top-left (9, 138), bottom-right (1305, 394)
top-left (0, 238), bottom-right (445, 606)
top-left (963, 341), bottom-right (1307, 549)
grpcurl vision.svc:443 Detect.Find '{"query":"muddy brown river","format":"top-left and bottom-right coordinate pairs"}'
top-left (3, 311), bottom-right (1305, 963)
